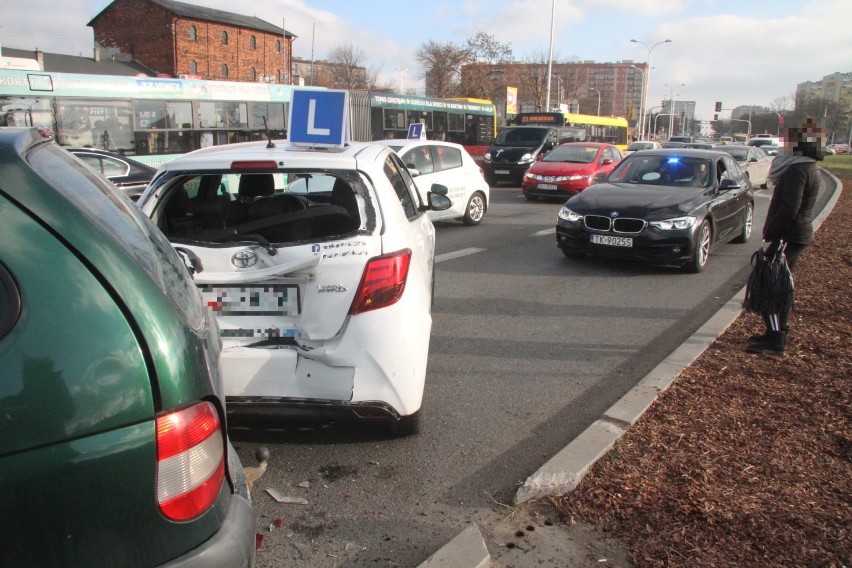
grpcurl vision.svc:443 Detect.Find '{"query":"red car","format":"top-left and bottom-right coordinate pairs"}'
top-left (522, 142), bottom-right (623, 200)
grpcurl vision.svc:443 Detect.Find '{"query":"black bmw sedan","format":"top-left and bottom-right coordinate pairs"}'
top-left (555, 149), bottom-right (754, 273)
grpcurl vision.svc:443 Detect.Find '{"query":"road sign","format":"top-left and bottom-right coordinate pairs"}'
top-left (288, 89), bottom-right (349, 148)
top-left (407, 123), bottom-right (426, 140)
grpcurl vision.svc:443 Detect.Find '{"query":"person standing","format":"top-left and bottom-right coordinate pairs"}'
top-left (747, 118), bottom-right (825, 356)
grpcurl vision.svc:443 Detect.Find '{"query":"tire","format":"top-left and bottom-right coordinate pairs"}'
top-left (733, 202), bottom-right (753, 244)
top-left (462, 191), bottom-right (487, 226)
top-left (389, 411), bottom-right (421, 437)
top-left (683, 220), bottom-right (711, 273)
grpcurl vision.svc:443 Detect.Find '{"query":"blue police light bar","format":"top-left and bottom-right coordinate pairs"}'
top-left (288, 89), bottom-right (350, 148)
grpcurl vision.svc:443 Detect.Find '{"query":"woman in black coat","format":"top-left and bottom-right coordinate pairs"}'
top-left (748, 118), bottom-right (825, 356)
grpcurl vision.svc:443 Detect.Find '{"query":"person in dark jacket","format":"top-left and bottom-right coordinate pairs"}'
top-left (747, 118), bottom-right (825, 356)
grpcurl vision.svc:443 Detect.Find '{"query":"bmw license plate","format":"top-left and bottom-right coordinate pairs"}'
top-left (590, 234), bottom-right (633, 247)
top-left (495, 169), bottom-right (510, 175)
top-left (538, 183), bottom-right (558, 190)
top-left (199, 284), bottom-right (300, 316)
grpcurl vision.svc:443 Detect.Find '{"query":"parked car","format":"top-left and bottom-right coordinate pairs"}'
top-left (65, 147), bottom-right (158, 200)
top-left (713, 144), bottom-right (773, 189)
top-left (379, 139), bottom-right (489, 225)
top-left (624, 140), bottom-right (662, 155)
top-left (746, 135), bottom-right (781, 152)
top-left (521, 142), bottom-right (623, 200)
top-left (482, 125), bottom-right (580, 186)
top-left (555, 148), bottom-right (754, 273)
top-left (136, 138), bottom-right (452, 436)
top-left (0, 128), bottom-right (255, 567)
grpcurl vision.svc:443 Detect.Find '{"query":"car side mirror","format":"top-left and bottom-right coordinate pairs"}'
top-left (719, 178), bottom-right (741, 191)
top-left (425, 183), bottom-right (452, 211)
top-left (600, 158), bottom-right (613, 166)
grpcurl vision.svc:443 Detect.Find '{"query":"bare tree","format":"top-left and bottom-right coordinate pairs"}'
top-left (460, 32), bottom-right (513, 99)
top-left (516, 50), bottom-right (550, 111)
top-left (415, 40), bottom-right (468, 98)
top-left (327, 44), bottom-right (368, 89)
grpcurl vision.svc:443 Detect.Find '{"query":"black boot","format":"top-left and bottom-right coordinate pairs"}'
top-left (750, 327), bottom-right (788, 342)
top-left (747, 331), bottom-right (787, 356)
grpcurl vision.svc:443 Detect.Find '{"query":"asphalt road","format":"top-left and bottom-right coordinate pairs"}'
top-left (232, 182), bottom-right (773, 567)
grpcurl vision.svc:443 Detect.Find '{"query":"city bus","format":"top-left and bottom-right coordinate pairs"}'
top-left (511, 111), bottom-right (629, 151)
top-left (0, 69), bottom-right (496, 167)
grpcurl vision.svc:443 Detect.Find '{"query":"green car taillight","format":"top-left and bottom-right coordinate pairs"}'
top-left (156, 402), bottom-right (225, 521)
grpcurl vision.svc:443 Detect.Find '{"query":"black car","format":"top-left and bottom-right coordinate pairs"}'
top-left (66, 147), bottom-right (157, 200)
top-left (555, 149), bottom-right (754, 273)
top-left (482, 125), bottom-right (579, 186)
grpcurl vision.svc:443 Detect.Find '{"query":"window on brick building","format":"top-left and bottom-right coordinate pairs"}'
top-left (250, 35), bottom-right (256, 49)
top-left (221, 31), bottom-right (228, 45)
top-left (189, 26), bottom-right (197, 41)
top-left (250, 67), bottom-right (256, 81)
top-left (275, 40), bottom-right (281, 53)
top-left (190, 61), bottom-right (197, 75)
top-left (221, 64), bottom-right (229, 79)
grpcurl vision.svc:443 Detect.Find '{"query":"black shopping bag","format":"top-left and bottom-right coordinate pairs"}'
top-left (742, 241), bottom-right (794, 317)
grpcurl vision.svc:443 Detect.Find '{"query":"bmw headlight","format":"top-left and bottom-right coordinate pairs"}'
top-left (649, 216), bottom-right (697, 230)
top-left (558, 206), bottom-right (583, 223)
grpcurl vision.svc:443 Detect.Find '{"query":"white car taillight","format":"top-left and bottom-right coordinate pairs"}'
top-left (156, 401), bottom-right (225, 521)
top-left (349, 249), bottom-right (412, 315)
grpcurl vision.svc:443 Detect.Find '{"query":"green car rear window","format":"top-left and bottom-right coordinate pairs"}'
top-left (29, 144), bottom-right (205, 331)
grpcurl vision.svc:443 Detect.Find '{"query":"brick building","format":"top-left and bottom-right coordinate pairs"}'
top-left (87, 0), bottom-right (295, 83)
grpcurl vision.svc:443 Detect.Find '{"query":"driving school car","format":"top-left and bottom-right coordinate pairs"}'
top-left (137, 90), bottom-right (451, 435)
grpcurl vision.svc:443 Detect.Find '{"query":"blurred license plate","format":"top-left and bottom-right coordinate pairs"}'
top-left (200, 284), bottom-right (300, 316)
top-left (495, 169), bottom-right (510, 175)
top-left (591, 234), bottom-right (633, 247)
top-left (538, 183), bottom-right (557, 190)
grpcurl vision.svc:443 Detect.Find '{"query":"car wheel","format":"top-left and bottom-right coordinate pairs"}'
top-left (733, 202), bottom-right (754, 244)
top-left (462, 191), bottom-right (487, 226)
top-left (683, 220), bottom-right (711, 273)
top-left (389, 411), bottom-right (420, 437)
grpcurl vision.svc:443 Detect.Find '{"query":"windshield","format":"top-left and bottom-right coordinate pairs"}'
top-left (542, 145), bottom-right (599, 163)
top-left (627, 142), bottom-right (655, 151)
top-left (493, 127), bottom-right (548, 146)
top-left (608, 155), bottom-right (713, 188)
top-left (720, 148), bottom-right (749, 161)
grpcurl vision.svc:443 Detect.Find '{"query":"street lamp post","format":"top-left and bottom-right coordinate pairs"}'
top-left (630, 39), bottom-right (671, 141)
top-left (395, 66), bottom-right (408, 93)
top-left (590, 87), bottom-right (601, 116)
top-left (665, 82), bottom-right (685, 139)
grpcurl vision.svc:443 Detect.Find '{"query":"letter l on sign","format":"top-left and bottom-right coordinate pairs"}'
top-left (307, 100), bottom-right (330, 136)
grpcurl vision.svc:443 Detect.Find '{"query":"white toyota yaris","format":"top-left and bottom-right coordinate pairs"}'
top-left (138, 139), bottom-right (451, 435)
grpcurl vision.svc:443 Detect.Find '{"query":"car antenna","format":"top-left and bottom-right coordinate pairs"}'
top-left (263, 116), bottom-right (276, 148)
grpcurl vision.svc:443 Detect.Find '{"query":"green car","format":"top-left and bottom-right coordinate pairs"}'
top-left (0, 128), bottom-right (255, 567)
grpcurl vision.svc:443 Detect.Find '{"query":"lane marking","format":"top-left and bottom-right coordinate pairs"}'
top-left (435, 248), bottom-right (485, 263)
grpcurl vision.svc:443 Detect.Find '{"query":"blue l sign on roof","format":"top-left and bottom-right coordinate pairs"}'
top-left (288, 89), bottom-right (349, 148)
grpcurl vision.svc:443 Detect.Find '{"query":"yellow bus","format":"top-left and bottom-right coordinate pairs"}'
top-left (511, 112), bottom-right (629, 151)
top-left (562, 113), bottom-right (629, 151)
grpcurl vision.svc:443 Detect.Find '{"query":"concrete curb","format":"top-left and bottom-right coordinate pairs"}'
top-left (415, 524), bottom-right (490, 568)
top-left (514, 288), bottom-right (746, 504)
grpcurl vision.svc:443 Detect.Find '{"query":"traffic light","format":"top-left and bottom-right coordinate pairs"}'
top-left (714, 114), bottom-right (719, 121)
top-left (715, 101), bottom-right (722, 112)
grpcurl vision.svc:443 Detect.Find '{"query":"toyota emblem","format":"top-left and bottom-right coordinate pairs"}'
top-left (231, 249), bottom-right (258, 268)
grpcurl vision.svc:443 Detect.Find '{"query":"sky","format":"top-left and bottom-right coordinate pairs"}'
top-left (2, 0), bottom-right (851, 121)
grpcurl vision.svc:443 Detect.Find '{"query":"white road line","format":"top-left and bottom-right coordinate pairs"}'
top-left (534, 228), bottom-right (555, 237)
top-left (435, 248), bottom-right (485, 263)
